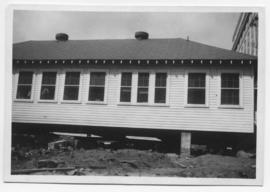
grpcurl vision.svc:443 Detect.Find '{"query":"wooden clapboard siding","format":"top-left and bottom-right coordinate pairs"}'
top-left (12, 64), bottom-right (254, 133)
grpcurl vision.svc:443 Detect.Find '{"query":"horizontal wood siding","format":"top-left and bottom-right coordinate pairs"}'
top-left (12, 64), bottom-right (254, 133)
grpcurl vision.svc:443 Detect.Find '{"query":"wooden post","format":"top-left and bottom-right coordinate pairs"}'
top-left (180, 132), bottom-right (191, 157)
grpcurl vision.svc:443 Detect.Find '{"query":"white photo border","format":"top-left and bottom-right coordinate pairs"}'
top-left (4, 4), bottom-right (265, 185)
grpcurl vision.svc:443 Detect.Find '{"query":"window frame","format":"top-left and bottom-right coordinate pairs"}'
top-left (154, 72), bottom-right (168, 104)
top-left (86, 69), bottom-right (108, 105)
top-left (61, 70), bottom-right (82, 103)
top-left (136, 71), bottom-right (151, 104)
top-left (119, 72), bottom-right (133, 104)
top-left (184, 69), bottom-right (209, 108)
top-left (218, 70), bottom-right (243, 108)
top-left (14, 70), bottom-right (36, 102)
top-left (38, 70), bottom-right (59, 103)
top-left (117, 70), bottom-right (170, 106)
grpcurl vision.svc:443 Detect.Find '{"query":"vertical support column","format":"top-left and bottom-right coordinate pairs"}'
top-left (180, 132), bottom-right (191, 157)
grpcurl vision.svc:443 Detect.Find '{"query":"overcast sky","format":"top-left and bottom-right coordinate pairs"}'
top-left (13, 11), bottom-right (240, 49)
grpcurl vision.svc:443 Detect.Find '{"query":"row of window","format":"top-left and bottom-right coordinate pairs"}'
top-left (15, 71), bottom-right (240, 106)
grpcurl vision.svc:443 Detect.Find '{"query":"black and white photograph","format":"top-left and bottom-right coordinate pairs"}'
top-left (3, 5), bottom-right (265, 186)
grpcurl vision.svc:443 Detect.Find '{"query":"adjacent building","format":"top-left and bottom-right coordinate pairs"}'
top-left (232, 12), bottom-right (258, 114)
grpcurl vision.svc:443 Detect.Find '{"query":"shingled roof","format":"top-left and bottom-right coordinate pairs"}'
top-left (13, 38), bottom-right (256, 60)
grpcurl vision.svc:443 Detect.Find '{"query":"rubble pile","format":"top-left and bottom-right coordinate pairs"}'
top-left (11, 133), bottom-right (256, 178)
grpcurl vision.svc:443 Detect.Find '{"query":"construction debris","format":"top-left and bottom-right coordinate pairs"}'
top-left (236, 150), bottom-right (254, 158)
top-left (11, 167), bottom-right (75, 175)
top-left (11, 132), bottom-right (256, 178)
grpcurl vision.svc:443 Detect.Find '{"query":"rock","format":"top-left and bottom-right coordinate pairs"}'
top-left (236, 150), bottom-right (253, 158)
top-left (67, 169), bottom-right (76, 175)
top-left (167, 153), bottom-right (178, 158)
top-left (37, 159), bottom-right (60, 168)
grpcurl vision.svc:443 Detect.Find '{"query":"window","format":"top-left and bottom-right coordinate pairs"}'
top-left (63, 72), bottom-right (80, 100)
top-left (155, 73), bottom-right (167, 103)
top-left (120, 72), bottom-right (132, 102)
top-left (40, 72), bottom-right (57, 100)
top-left (16, 71), bottom-right (33, 99)
top-left (187, 73), bottom-right (206, 104)
top-left (221, 73), bottom-right (240, 105)
top-left (137, 73), bottom-right (149, 103)
top-left (89, 72), bottom-right (106, 101)
top-left (254, 69), bottom-right (257, 112)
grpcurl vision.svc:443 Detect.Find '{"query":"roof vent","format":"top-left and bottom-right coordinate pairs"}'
top-left (56, 33), bottom-right (69, 41)
top-left (135, 31), bottom-right (149, 40)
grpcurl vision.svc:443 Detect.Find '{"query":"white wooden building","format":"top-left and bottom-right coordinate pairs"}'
top-left (12, 32), bottom-right (257, 155)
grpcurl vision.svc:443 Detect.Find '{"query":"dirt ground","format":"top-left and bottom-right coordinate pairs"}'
top-left (11, 147), bottom-right (256, 178)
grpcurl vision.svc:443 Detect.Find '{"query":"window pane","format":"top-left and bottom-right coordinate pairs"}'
top-left (63, 86), bottom-right (79, 100)
top-left (138, 73), bottom-right (149, 86)
top-left (65, 72), bottom-right (80, 85)
top-left (221, 74), bottom-right (239, 88)
top-left (90, 72), bottom-right (105, 86)
top-left (188, 73), bottom-right (205, 87)
top-left (120, 87), bottom-right (131, 102)
top-left (155, 88), bottom-right (166, 103)
top-left (221, 90), bottom-right (239, 105)
top-left (40, 86), bottom-right (55, 100)
top-left (137, 88), bottom-right (148, 103)
top-left (16, 85), bottom-right (32, 99)
top-left (18, 72), bottom-right (33, 84)
top-left (121, 73), bottom-right (132, 86)
top-left (42, 72), bottom-right (57, 85)
top-left (89, 87), bottom-right (104, 101)
top-left (156, 73), bottom-right (167, 87)
top-left (188, 89), bottom-right (205, 104)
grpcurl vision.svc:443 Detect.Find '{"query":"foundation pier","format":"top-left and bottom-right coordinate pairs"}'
top-left (180, 132), bottom-right (191, 157)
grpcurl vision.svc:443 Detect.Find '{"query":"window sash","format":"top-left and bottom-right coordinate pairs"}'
top-left (155, 88), bottom-right (166, 103)
top-left (137, 73), bottom-right (149, 103)
top-left (221, 73), bottom-right (240, 105)
top-left (155, 73), bottom-right (167, 103)
top-left (120, 87), bottom-right (131, 102)
top-left (18, 72), bottom-right (33, 85)
top-left (63, 72), bottom-right (80, 100)
top-left (90, 72), bottom-right (106, 86)
top-left (187, 73), bottom-right (206, 104)
top-left (65, 72), bottom-right (80, 85)
top-left (89, 87), bottom-right (105, 101)
top-left (40, 72), bottom-right (57, 100)
top-left (188, 73), bottom-right (205, 88)
top-left (40, 86), bottom-right (56, 100)
top-left (188, 88), bottom-right (206, 104)
top-left (16, 72), bottom-right (33, 99)
top-left (221, 89), bottom-right (239, 105)
top-left (137, 88), bottom-right (149, 103)
top-left (89, 72), bottom-right (106, 101)
top-left (120, 73), bottom-right (132, 102)
top-left (16, 85), bottom-right (32, 99)
top-left (121, 73), bottom-right (132, 86)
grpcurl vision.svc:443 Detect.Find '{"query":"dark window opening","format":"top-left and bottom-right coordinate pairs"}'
top-left (63, 72), bottom-right (80, 100)
top-left (137, 73), bottom-right (149, 103)
top-left (16, 71), bottom-right (33, 99)
top-left (155, 73), bottom-right (167, 103)
top-left (254, 67), bottom-right (257, 112)
top-left (89, 72), bottom-right (105, 101)
top-left (221, 73), bottom-right (240, 105)
top-left (40, 72), bottom-right (57, 100)
top-left (120, 73), bottom-right (132, 102)
top-left (187, 73), bottom-right (206, 104)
